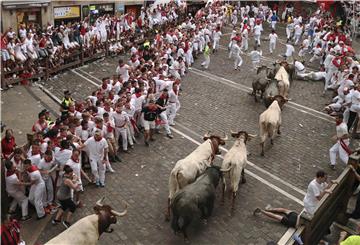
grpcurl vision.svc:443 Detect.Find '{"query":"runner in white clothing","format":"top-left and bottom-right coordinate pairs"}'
top-left (249, 46), bottom-right (262, 70)
top-left (303, 170), bottom-right (330, 215)
top-left (5, 160), bottom-right (31, 221)
top-left (80, 130), bottom-right (108, 187)
top-left (268, 30), bottom-right (278, 54)
top-left (329, 114), bottom-right (351, 170)
top-left (116, 59), bottom-right (131, 82)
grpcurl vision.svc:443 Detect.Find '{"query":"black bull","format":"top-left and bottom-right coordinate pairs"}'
top-left (170, 166), bottom-right (222, 242)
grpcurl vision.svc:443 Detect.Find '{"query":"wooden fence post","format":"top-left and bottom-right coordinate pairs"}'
top-left (45, 57), bottom-right (49, 81)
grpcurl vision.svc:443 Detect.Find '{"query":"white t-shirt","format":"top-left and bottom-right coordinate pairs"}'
top-left (29, 154), bottom-right (41, 167)
top-left (253, 25), bottom-right (262, 35)
top-left (294, 61), bottom-right (305, 72)
top-left (38, 159), bottom-right (55, 180)
top-left (249, 50), bottom-right (262, 62)
top-left (116, 64), bottom-right (130, 82)
top-left (54, 148), bottom-right (72, 168)
top-left (303, 179), bottom-right (326, 215)
top-left (269, 33), bottom-right (278, 43)
top-left (6, 173), bottom-right (22, 194)
top-left (84, 137), bottom-right (108, 160)
top-left (28, 169), bottom-right (45, 186)
top-left (285, 44), bottom-right (295, 57)
top-left (336, 122), bottom-right (348, 138)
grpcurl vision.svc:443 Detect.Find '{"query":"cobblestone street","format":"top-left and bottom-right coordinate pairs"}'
top-left (29, 21), bottom-right (353, 244)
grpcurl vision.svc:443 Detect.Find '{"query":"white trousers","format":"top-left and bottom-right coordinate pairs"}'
top-left (271, 21), bottom-right (277, 30)
top-left (43, 177), bottom-right (53, 206)
top-left (213, 38), bottom-right (220, 51)
top-left (241, 39), bottom-right (248, 51)
top-left (252, 60), bottom-right (260, 70)
top-left (254, 34), bottom-right (261, 46)
top-left (9, 190), bottom-right (29, 217)
top-left (156, 111), bottom-right (171, 134)
top-left (170, 69), bottom-right (181, 80)
top-left (29, 183), bottom-right (45, 217)
top-left (201, 55), bottom-right (210, 69)
top-left (115, 127), bottom-right (128, 151)
top-left (167, 103), bottom-right (177, 125)
top-left (329, 139), bottom-right (350, 166)
top-left (293, 34), bottom-right (301, 45)
top-left (89, 157), bottom-right (106, 184)
top-left (234, 55), bottom-right (243, 69)
top-left (269, 41), bottom-right (276, 53)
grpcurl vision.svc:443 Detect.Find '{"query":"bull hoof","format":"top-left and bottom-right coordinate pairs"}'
top-left (261, 152), bottom-right (265, 157)
top-left (277, 130), bottom-right (281, 135)
top-left (270, 139), bottom-right (274, 145)
top-left (241, 178), bottom-right (247, 184)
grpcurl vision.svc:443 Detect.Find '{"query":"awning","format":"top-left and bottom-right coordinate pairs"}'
top-left (2, 0), bottom-right (50, 9)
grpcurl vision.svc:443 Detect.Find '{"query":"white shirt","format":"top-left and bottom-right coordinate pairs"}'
top-left (29, 154), bottom-right (41, 167)
top-left (66, 158), bottom-right (81, 180)
top-left (336, 122), bottom-right (348, 138)
top-left (6, 173), bottom-right (22, 194)
top-left (294, 61), bottom-right (305, 72)
top-left (249, 50), bottom-right (262, 62)
top-left (269, 33), bottom-right (278, 43)
top-left (28, 168), bottom-right (45, 186)
top-left (294, 25), bottom-right (303, 35)
top-left (253, 25), bottom-right (262, 35)
top-left (111, 111), bottom-right (129, 128)
top-left (116, 64), bottom-right (130, 82)
top-left (285, 44), bottom-right (295, 57)
top-left (54, 148), bottom-right (72, 168)
top-left (303, 179), bottom-right (326, 215)
top-left (38, 158), bottom-right (55, 180)
top-left (350, 90), bottom-right (360, 111)
top-left (84, 137), bottom-right (108, 160)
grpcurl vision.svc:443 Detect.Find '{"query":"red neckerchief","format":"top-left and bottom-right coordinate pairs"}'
top-left (159, 94), bottom-right (168, 100)
top-left (71, 156), bottom-right (79, 163)
top-left (108, 94), bottom-right (114, 100)
top-left (6, 170), bottom-right (16, 177)
top-left (95, 136), bottom-right (102, 142)
top-left (27, 165), bottom-right (38, 173)
top-left (336, 121), bottom-right (342, 126)
top-left (102, 84), bottom-right (107, 90)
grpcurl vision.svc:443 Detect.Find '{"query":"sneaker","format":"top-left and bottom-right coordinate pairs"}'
top-left (145, 140), bottom-right (149, 146)
top-left (52, 219), bottom-right (61, 225)
top-left (107, 167), bottom-right (115, 173)
top-left (96, 181), bottom-right (100, 187)
top-left (100, 183), bottom-right (105, 188)
top-left (253, 208), bottom-right (261, 216)
top-left (21, 215), bottom-right (32, 221)
top-left (150, 138), bottom-right (155, 142)
top-left (329, 164), bottom-right (336, 170)
top-left (62, 221), bottom-right (71, 229)
top-left (123, 150), bottom-right (130, 154)
top-left (166, 134), bottom-right (174, 139)
top-left (129, 145), bottom-right (134, 149)
top-left (169, 123), bottom-right (176, 126)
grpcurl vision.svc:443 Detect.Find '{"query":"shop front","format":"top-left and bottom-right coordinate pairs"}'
top-left (53, 6), bottom-right (81, 26)
top-left (1, 0), bottom-right (51, 33)
top-left (88, 3), bottom-right (115, 23)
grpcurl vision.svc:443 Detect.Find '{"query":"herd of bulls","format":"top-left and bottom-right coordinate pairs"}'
top-left (166, 63), bottom-right (292, 242)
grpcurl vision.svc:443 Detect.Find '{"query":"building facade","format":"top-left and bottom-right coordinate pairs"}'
top-left (1, 0), bottom-right (144, 33)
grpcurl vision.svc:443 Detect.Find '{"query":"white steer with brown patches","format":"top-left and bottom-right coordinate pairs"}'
top-left (165, 132), bottom-right (227, 221)
top-left (259, 95), bottom-right (287, 156)
top-left (221, 131), bottom-right (256, 210)
top-left (45, 197), bottom-right (127, 245)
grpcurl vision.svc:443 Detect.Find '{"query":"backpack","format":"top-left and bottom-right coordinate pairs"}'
top-left (144, 109), bottom-right (157, 121)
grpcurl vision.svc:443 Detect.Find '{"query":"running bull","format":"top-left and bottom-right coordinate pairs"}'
top-left (165, 132), bottom-right (227, 221)
top-left (45, 197), bottom-right (127, 245)
top-left (171, 166), bottom-right (222, 242)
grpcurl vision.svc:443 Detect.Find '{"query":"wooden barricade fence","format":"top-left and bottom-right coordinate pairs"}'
top-left (1, 42), bottom-right (109, 88)
top-left (278, 153), bottom-right (359, 245)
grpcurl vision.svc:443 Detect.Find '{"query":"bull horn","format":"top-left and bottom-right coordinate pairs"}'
top-left (248, 134), bottom-right (257, 138)
top-left (111, 201), bottom-right (128, 217)
top-left (220, 166), bottom-right (232, 172)
top-left (96, 196), bottom-right (105, 207)
top-left (221, 132), bottom-right (228, 141)
top-left (203, 131), bottom-right (211, 138)
top-left (230, 130), bottom-right (238, 135)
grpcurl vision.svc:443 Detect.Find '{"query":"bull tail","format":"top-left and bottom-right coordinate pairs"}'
top-left (169, 171), bottom-right (178, 200)
top-left (266, 122), bottom-right (275, 139)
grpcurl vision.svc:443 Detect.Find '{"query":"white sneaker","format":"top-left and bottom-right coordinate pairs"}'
top-left (107, 167), bottom-right (115, 173)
